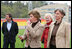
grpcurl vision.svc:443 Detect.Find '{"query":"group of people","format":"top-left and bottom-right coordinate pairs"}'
top-left (2, 9), bottom-right (71, 48)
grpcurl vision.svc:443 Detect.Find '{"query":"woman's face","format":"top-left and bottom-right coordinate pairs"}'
top-left (29, 14), bottom-right (37, 23)
top-left (45, 15), bottom-right (52, 23)
top-left (54, 10), bottom-right (63, 21)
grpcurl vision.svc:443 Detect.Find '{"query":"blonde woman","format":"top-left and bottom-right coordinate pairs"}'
top-left (41, 13), bottom-right (53, 48)
top-left (18, 10), bottom-right (44, 48)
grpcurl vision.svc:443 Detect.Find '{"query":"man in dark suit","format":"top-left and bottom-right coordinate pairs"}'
top-left (2, 13), bottom-right (18, 48)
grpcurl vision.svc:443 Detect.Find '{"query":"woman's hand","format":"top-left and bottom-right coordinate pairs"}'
top-left (18, 35), bottom-right (23, 40)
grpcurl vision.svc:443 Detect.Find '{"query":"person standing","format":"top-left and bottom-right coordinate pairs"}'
top-left (18, 10), bottom-right (44, 48)
top-left (41, 13), bottom-right (53, 48)
top-left (2, 13), bottom-right (18, 48)
top-left (47, 9), bottom-right (71, 48)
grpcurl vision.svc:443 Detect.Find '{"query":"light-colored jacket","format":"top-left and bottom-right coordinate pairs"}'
top-left (21, 21), bottom-right (44, 48)
top-left (47, 21), bottom-right (71, 48)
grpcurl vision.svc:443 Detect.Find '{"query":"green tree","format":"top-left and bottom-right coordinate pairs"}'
top-left (1, 1), bottom-right (28, 18)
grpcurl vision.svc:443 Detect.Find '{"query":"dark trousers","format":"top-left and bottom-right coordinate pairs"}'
top-left (49, 44), bottom-right (56, 48)
top-left (3, 39), bottom-right (15, 48)
top-left (25, 46), bottom-right (41, 48)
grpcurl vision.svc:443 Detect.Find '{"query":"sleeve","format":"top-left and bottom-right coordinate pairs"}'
top-left (21, 26), bottom-right (28, 40)
top-left (15, 22), bottom-right (19, 35)
top-left (2, 22), bottom-right (4, 34)
top-left (65, 23), bottom-right (71, 48)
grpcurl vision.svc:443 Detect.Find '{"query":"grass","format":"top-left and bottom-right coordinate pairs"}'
top-left (1, 29), bottom-right (71, 48)
top-left (1, 29), bottom-right (44, 48)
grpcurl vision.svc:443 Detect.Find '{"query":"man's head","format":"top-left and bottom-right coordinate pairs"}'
top-left (5, 13), bottom-right (13, 22)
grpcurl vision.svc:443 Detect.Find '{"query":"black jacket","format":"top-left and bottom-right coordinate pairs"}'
top-left (2, 21), bottom-right (18, 43)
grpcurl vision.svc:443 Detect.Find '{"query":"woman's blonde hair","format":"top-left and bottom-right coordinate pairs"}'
top-left (44, 13), bottom-right (54, 21)
top-left (28, 10), bottom-right (41, 20)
